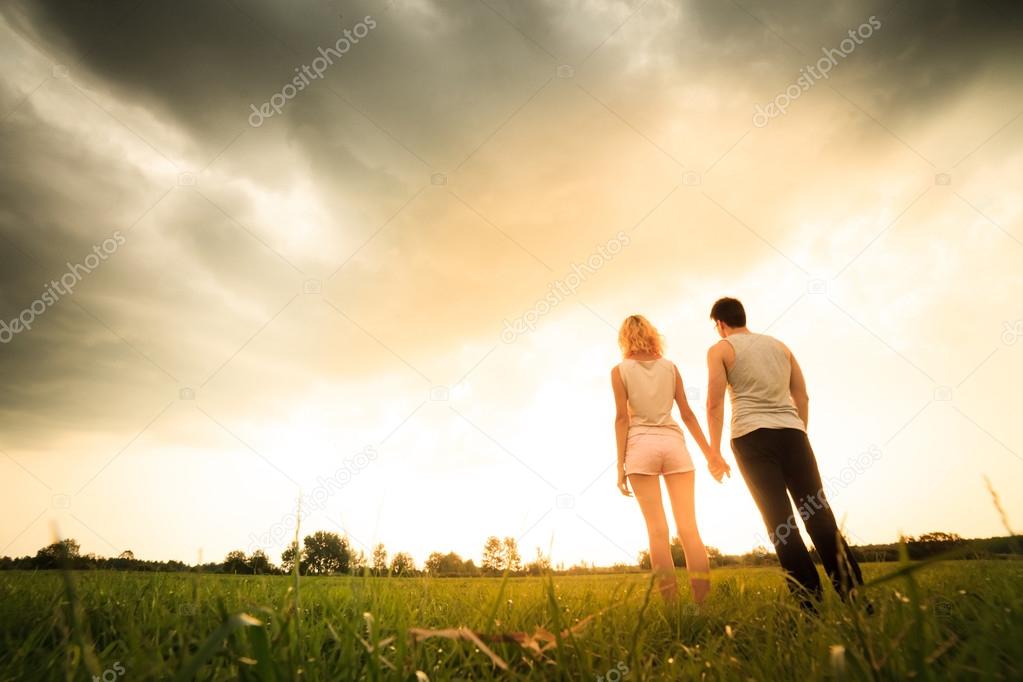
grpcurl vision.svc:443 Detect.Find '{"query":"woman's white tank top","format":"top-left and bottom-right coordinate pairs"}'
top-left (618, 358), bottom-right (683, 436)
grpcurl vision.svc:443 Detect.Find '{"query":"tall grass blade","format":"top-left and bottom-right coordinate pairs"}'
top-left (173, 613), bottom-right (263, 682)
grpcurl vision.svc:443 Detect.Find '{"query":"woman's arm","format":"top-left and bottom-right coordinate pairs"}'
top-left (673, 364), bottom-right (712, 457)
top-left (610, 366), bottom-right (632, 497)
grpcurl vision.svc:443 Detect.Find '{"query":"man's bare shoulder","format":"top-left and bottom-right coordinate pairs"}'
top-left (707, 339), bottom-right (733, 360)
top-left (769, 335), bottom-right (794, 358)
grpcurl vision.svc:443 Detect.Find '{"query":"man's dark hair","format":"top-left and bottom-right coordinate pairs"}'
top-left (710, 297), bottom-right (746, 328)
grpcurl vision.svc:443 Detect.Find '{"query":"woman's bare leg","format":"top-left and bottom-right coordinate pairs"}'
top-left (664, 472), bottom-right (710, 604)
top-left (628, 473), bottom-right (677, 602)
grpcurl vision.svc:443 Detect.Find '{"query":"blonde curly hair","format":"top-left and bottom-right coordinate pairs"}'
top-left (618, 315), bottom-right (663, 357)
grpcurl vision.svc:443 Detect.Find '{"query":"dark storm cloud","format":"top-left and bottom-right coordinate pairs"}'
top-left (2, 0), bottom-right (297, 152)
top-left (0, 0), bottom-right (556, 168)
top-left (678, 0), bottom-right (1023, 122)
top-left (0, 86), bottom-right (294, 447)
top-left (5, 0), bottom-right (1021, 154)
top-left (0, 0), bottom-right (561, 280)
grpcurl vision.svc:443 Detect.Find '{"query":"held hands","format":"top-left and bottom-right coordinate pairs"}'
top-left (617, 467), bottom-right (633, 497)
top-left (706, 451), bottom-right (731, 483)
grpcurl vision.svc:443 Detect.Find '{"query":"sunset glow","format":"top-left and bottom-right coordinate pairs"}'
top-left (1, 0), bottom-right (1021, 572)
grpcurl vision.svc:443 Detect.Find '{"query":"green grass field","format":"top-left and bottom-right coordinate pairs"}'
top-left (1, 561), bottom-right (1020, 681)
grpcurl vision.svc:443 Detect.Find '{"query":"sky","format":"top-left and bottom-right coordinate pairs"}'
top-left (1, 0), bottom-right (1021, 569)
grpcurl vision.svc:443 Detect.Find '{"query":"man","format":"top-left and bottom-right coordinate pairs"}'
top-left (705, 297), bottom-right (863, 604)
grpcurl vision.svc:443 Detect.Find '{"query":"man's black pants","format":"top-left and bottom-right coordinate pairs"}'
top-left (731, 427), bottom-right (863, 601)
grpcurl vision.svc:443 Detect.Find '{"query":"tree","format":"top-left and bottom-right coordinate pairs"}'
top-left (740, 545), bottom-right (774, 567)
top-left (638, 550), bottom-right (650, 570)
top-left (524, 547), bottom-right (551, 576)
top-left (223, 550), bottom-right (249, 574)
top-left (502, 537), bottom-right (522, 573)
top-left (35, 539), bottom-right (81, 568)
top-left (303, 531), bottom-right (351, 575)
top-left (372, 543), bottom-right (388, 576)
top-left (424, 551), bottom-right (445, 574)
top-left (351, 549), bottom-right (367, 574)
top-left (637, 540), bottom-right (685, 570)
top-left (390, 552), bottom-right (415, 576)
top-left (914, 532), bottom-right (963, 543)
top-left (425, 551), bottom-right (472, 576)
top-left (907, 532), bottom-right (965, 560)
top-left (281, 541), bottom-right (303, 574)
top-left (112, 549), bottom-right (137, 571)
top-left (670, 538), bottom-right (685, 567)
top-left (481, 537), bottom-right (504, 574)
top-left (248, 549), bottom-right (273, 574)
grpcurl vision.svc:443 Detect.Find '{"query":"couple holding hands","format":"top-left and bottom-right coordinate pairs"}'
top-left (611, 297), bottom-right (863, 608)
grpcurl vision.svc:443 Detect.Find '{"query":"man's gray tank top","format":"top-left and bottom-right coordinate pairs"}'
top-left (724, 333), bottom-right (806, 439)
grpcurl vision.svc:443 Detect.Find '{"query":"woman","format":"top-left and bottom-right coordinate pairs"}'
top-left (611, 315), bottom-right (727, 604)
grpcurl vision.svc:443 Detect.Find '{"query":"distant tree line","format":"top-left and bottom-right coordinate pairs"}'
top-left (636, 533), bottom-right (1020, 569)
top-left (638, 542), bottom-right (778, 570)
top-left (845, 532), bottom-right (1020, 562)
top-left (1, 531), bottom-right (1017, 575)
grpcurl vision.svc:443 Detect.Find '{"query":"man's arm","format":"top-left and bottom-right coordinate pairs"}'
top-left (787, 348), bottom-right (809, 428)
top-left (705, 343), bottom-right (731, 481)
top-left (706, 342), bottom-right (729, 454)
top-left (610, 366), bottom-right (632, 496)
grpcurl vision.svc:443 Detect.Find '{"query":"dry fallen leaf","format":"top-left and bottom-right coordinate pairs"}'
top-left (409, 611), bottom-right (600, 669)
top-left (409, 627), bottom-right (509, 671)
